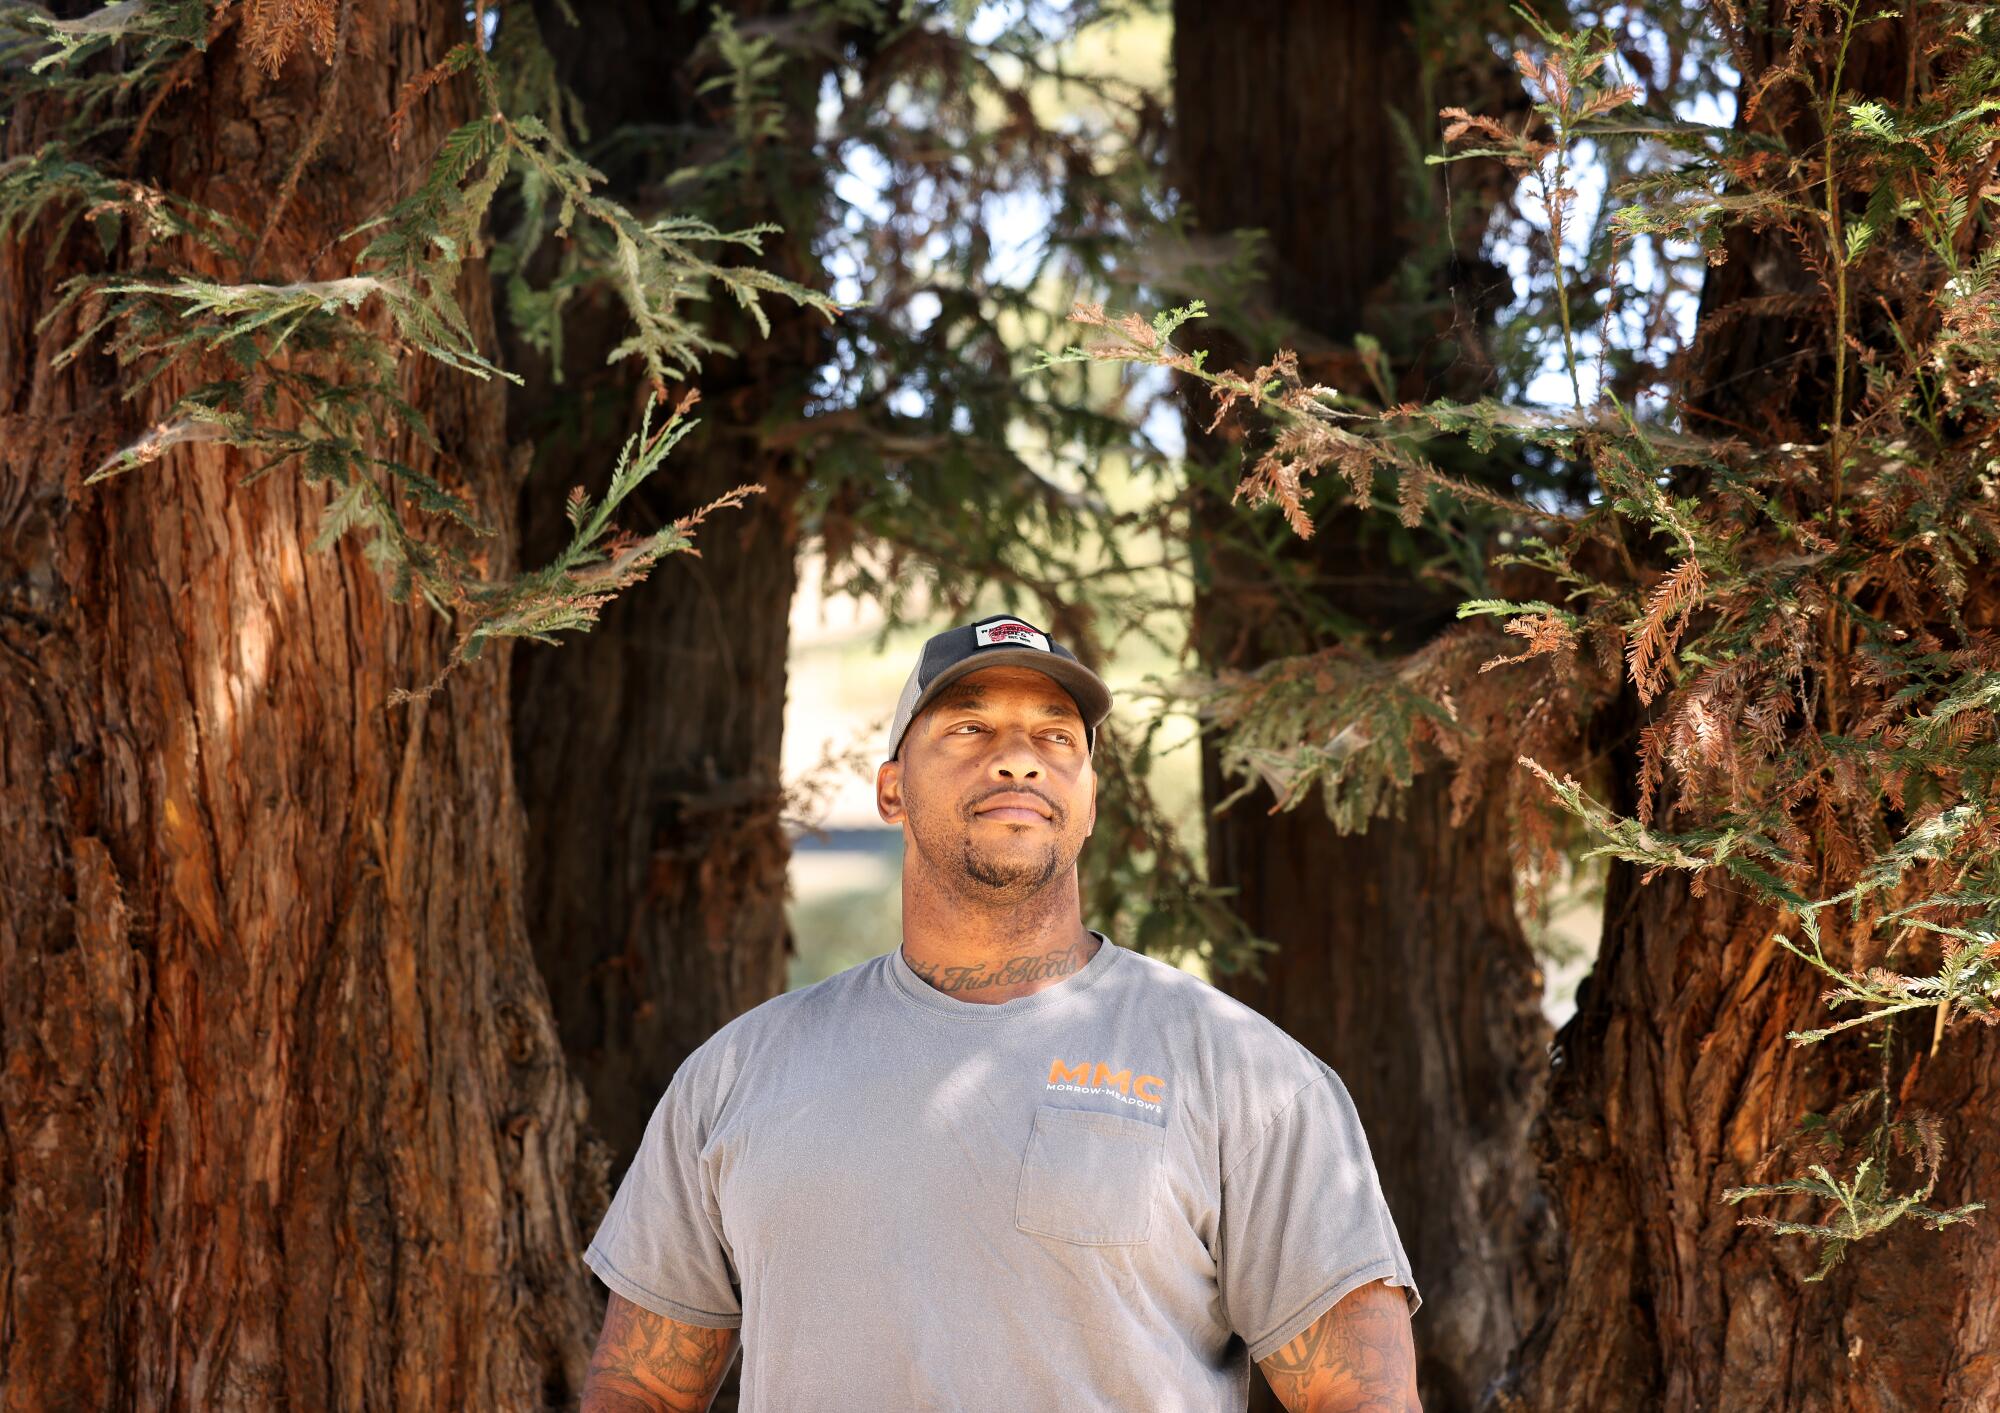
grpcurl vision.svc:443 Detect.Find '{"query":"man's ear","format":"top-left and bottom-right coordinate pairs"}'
top-left (877, 757), bottom-right (907, 825)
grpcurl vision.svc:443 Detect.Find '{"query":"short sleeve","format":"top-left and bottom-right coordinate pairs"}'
top-left (581, 1069), bottom-right (742, 1327)
top-left (1218, 1059), bottom-right (1420, 1362)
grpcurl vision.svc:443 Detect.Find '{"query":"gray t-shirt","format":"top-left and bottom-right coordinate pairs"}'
top-left (582, 932), bottom-right (1420, 1411)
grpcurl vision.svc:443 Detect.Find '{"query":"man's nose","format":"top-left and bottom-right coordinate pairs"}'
top-left (989, 732), bottom-right (1042, 777)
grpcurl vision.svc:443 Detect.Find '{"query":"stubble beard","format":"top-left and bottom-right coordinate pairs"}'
top-left (958, 834), bottom-right (1063, 896)
top-left (906, 778), bottom-right (1072, 902)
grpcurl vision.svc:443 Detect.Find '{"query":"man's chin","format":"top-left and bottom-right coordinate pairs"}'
top-left (959, 843), bottom-right (1065, 894)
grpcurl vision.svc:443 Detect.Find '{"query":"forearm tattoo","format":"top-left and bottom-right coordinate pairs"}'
top-left (580, 1293), bottom-right (739, 1412)
top-left (1257, 1278), bottom-right (1419, 1412)
top-left (905, 942), bottom-right (1094, 994)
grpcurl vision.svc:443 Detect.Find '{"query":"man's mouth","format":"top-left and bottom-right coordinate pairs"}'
top-left (974, 793), bottom-right (1054, 823)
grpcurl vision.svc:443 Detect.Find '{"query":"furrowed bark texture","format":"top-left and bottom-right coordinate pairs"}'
top-left (1171, 4), bottom-right (1554, 1410)
top-left (1509, 719), bottom-right (2000, 1410)
top-left (1503, 10), bottom-right (2000, 1409)
top-left (0, 5), bottom-right (596, 1407)
top-left (505, 0), bottom-right (830, 1177)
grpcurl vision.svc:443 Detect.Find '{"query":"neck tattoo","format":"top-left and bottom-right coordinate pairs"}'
top-left (905, 940), bottom-right (1095, 995)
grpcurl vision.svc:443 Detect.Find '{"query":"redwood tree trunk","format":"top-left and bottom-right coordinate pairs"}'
top-left (505, 0), bottom-right (826, 1173)
top-left (1504, 13), bottom-right (2000, 1408)
top-left (1171, 5), bottom-right (1553, 1410)
top-left (1510, 723), bottom-right (2000, 1410)
top-left (1, 4), bottom-right (595, 1408)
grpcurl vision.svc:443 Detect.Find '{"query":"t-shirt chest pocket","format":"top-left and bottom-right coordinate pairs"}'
top-left (1014, 1105), bottom-right (1167, 1246)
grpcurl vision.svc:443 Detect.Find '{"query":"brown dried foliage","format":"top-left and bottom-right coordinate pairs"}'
top-left (242, 0), bottom-right (340, 76)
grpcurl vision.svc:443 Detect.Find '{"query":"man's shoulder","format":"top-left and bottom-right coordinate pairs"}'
top-left (1108, 949), bottom-right (1367, 1176)
top-left (674, 952), bottom-right (890, 1086)
top-left (1110, 947), bottom-right (1323, 1077)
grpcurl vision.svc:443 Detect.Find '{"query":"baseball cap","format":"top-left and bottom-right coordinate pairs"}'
top-left (884, 613), bottom-right (1113, 764)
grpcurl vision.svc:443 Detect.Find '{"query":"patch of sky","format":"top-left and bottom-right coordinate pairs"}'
top-left (1139, 371), bottom-right (1186, 461)
top-left (467, 3), bottom-right (498, 50)
top-left (981, 184), bottom-right (1053, 288)
top-left (805, 3), bottom-right (1083, 430)
top-left (966, 0), bottom-right (1078, 47)
top-left (1487, 13), bottom-right (1740, 416)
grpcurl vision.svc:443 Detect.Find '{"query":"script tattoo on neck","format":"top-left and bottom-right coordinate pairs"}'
top-left (906, 940), bottom-right (1095, 995)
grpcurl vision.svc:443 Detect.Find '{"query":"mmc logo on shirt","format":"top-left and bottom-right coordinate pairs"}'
top-left (1047, 1058), bottom-right (1167, 1114)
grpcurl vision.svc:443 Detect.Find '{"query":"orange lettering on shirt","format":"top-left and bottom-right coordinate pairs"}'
top-left (1048, 1059), bottom-right (1092, 1086)
top-left (1092, 1064), bottom-right (1132, 1095)
top-left (1134, 1075), bottom-right (1165, 1103)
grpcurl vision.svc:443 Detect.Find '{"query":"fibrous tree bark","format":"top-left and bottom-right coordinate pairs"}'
top-left (1170, 4), bottom-right (1554, 1409)
top-left (1514, 726), bottom-right (2000, 1410)
top-left (1, 2), bottom-right (596, 1406)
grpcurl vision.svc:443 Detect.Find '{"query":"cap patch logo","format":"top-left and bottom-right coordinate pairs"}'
top-left (973, 619), bottom-right (1050, 652)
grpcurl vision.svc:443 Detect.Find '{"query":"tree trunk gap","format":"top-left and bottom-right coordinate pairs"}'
top-left (1170, 3), bottom-right (1556, 1409)
top-left (503, 0), bottom-right (827, 1184)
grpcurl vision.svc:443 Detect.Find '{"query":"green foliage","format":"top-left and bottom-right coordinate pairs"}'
top-left (1723, 1146), bottom-right (1984, 1281)
top-left (1192, 647), bottom-right (1460, 834)
top-left (388, 390), bottom-right (768, 703)
top-left (1723, 1038), bottom-right (1985, 1280)
top-left (484, 0), bottom-right (848, 396)
top-left (0, 0), bottom-right (210, 133)
top-left (8, 0), bottom-right (206, 69)
top-left (1082, 715), bottom-right (1272, 979)
top-left (694, 8), bottom-right (790, 159)
top-left (1428, 5), bottom-right (1644, 407)
top-left (0, 141), bottom-right (246, 258)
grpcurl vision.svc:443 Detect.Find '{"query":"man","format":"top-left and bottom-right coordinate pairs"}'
top-left (579, 613), bottom-right (1422, 1412)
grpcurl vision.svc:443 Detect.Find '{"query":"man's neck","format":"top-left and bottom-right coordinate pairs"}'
top-left (899, 871), bottom-right (1100, 1005)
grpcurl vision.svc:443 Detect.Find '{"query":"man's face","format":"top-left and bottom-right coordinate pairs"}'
top-left (877, 664), bottom-right (1098, 902)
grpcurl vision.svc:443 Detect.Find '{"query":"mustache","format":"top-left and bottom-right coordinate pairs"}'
top-left (967, 787), bottom-right (1062, 821)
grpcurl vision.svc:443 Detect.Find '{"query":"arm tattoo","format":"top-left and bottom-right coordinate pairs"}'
top-left (580, 1292), bottom-right (739, 1413)
top-left (1256, 1277), bottom-right (1420, 1412)
top-left (904, 941), bottom-right (1093, 994)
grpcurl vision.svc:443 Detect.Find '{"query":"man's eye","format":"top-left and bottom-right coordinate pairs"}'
top-left (948, 720), bottom-right (1072, 744)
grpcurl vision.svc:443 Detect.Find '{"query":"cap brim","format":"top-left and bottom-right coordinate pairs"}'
top-left (907, 649), bottom-right (1113, 739)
